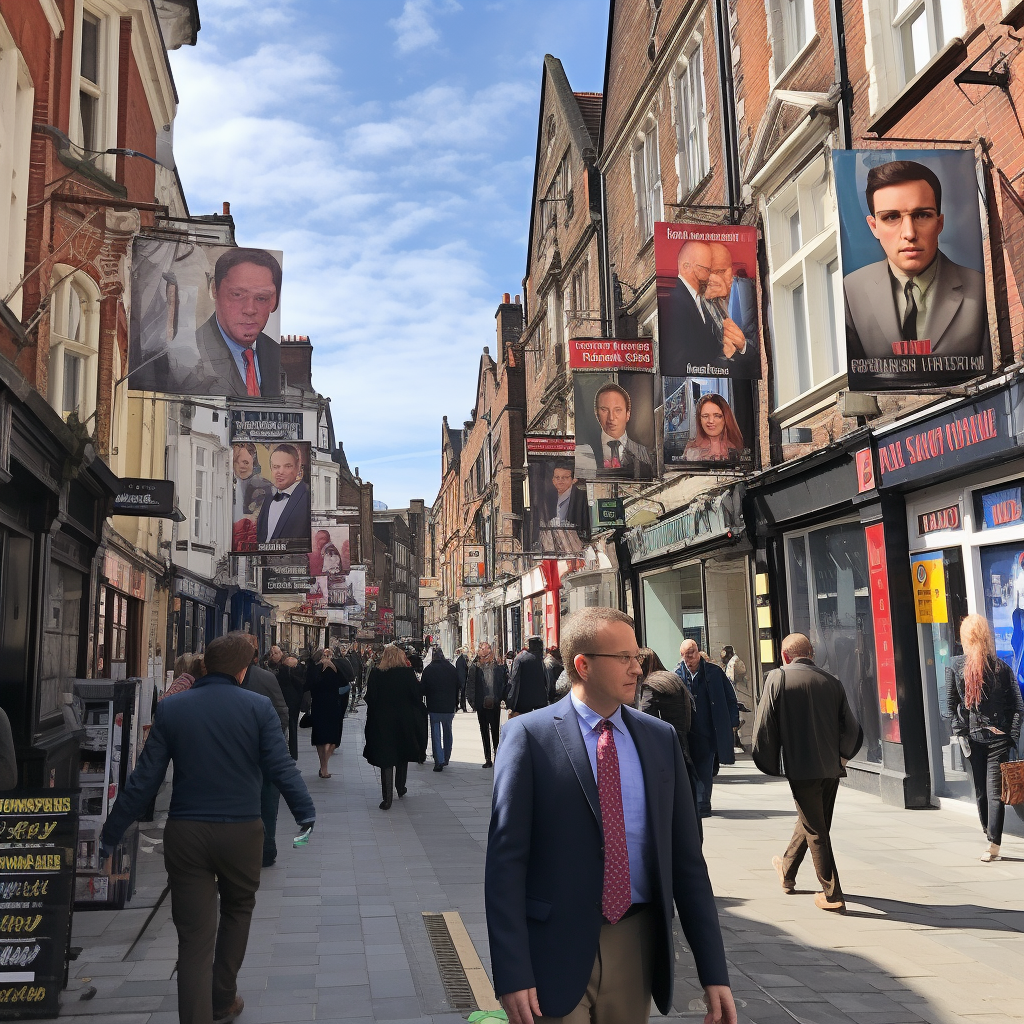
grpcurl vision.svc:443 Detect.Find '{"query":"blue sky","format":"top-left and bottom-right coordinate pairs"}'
top-left (168, 1), bottom-right (608, 508)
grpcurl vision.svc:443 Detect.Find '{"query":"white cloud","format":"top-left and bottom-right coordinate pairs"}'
top-left (389, 0), bottom-right (461, 55)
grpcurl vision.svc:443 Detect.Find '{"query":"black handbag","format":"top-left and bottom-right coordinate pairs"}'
top-left (298, 711), bottom-right (312, 728)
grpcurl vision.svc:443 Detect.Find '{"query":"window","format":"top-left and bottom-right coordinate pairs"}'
top-left (775, 0), bottom-right (815, 72)
top-left (0, 31), bottom-right (33, 318)
top-left (893, 0), bottom-right (962, 83)
top-left (533, 310), bottom-right (550, 378)
top-left (41, 561), bottom-right (85, 721)
top-left (675, 43), bottom-right (709, 193)
top-left (765, 155), bottom-right (843, 408)
top-left (323, 474), bottom-right (334, 507)
top-left (318, 424), bottom-right (329, 449)
top-left (632, 126), bottom-right (662, 243)
top-left (540, 151), bottom-right (572, 237)
top-left (193, 446), bottom-right (211, 542)
top-left (47, 268), bottom-right (99, 422)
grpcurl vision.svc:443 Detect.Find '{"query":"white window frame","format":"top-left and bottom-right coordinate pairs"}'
top-left (673, 41), bottom-right (709, 195)
top-left (47, 265), bottom-right (100, 423)
top-left (193, 444), bottom-right (212, 543)
top-left (764, 155), bottom-right (845, 412)
top-left (892, 0), bottom-right (963, 86)
top-left (631, 122), bottom-right (662, 244)
top-left (771, 0), bottom-right (816, 77)
top-left (70, 0), bottom-right (119, 176)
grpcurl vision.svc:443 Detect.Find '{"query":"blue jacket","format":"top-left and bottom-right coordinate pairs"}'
top-left (102, 674), bottom-right (315, 847)
top-left (676, 659), bottom-right (739, 765)
top-left (484, 693), bottom-right (728, 1017)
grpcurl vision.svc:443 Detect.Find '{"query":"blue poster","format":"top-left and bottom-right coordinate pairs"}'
top-left (979, 542), bottom-right (1024, 704)
top-left (980, 485), bottom-right (1024, 530)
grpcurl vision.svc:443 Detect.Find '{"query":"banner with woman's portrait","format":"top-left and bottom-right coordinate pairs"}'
top-left (663, 377), bottom-right (755, 470)
top-left (231, 441), bottom-right (312, 555)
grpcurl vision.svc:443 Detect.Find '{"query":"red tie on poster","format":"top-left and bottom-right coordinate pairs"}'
top-left (243, 348), bottom-right (260, 397)
top-left (864, 523), bottom-right (901, 742)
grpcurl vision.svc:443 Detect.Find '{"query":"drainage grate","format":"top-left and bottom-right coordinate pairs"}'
top-left (422, 912), bottom-right (477, 1011)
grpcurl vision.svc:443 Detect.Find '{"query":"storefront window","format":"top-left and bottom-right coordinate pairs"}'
top-left (980, 541), bottom-right (1024, 698)
top-left (641, 562), bottom-right (703, 671)
top-left (41, 561), bottom-right (84, 721)
top-left (786, 521), bottom-right (882, 763)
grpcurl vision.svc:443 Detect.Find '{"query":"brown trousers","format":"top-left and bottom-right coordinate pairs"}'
top-left (781, 777), bottom-right (843, 901)
top-left (163, 818), bottom-right (264, 1024)
top-left (534, 905), bottom-right (656, 1023)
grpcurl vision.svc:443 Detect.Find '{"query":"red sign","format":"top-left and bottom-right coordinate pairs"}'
top-left (864, 523), bottom-right (901, 743)
top-left (856, 448), bottom-right (875, 493)
top-left (918, 503), bottom-right (961, 535)
top-left (525, 436), bottom-right (575, 455)
top-left (568, 338), bottom-right (655, 372)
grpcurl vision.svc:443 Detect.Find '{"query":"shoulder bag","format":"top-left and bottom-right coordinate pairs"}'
top-left (1001, 759), bottom-right (1024, 805)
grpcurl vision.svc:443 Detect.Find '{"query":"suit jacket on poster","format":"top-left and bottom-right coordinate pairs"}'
top-left (546, 486), bottom-right (590, 531)
top-left (573, 435), bottom-right (654, 481)
top-left (658, 278), bottom-right (725, 377)
top-left (256, 480), bottom-right (311, 543)
top-left (844, 251), bottom-right (989, 360)
top-left (484, 693), bottom-right (729, 1017)
top-left (184, 313), bottom-right (282, 398)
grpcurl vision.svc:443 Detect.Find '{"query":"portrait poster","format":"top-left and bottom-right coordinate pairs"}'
top-left (572, 372), bottom-right (656, 482)
top-left (834, 149), bottom-right (990, 391)
top-left (525, 436), bottom-right (591, 556)
top-left (231, 441), bottom-right (312, 555)
top-left (662, 376), bottom-right (754, 470)
top-left (128, 237), bottom-right (284, 397)
top-left (654, 223), bottom-right (761, 380)
top-left (309, 525), bottom-right (351, 578)
top-left (332, 565), bottom-right (366, 621)
top-left (304, 576), bottom-right (328, 611)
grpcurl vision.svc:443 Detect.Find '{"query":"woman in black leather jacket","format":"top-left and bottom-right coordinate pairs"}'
top-left (946, 614), bottom-right (1024, 861)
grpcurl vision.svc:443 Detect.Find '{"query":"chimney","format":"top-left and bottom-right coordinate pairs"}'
top-left (222, 201), bottom-right (230, 216)
top-left (503, 292), bottom-right (511, 304)
top-left (495, 291), bottom-right (524, 351)
top-left (278, 333), bottom-right (314, 391)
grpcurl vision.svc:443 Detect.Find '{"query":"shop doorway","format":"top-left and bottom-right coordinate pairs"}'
top-left (704, 559), bottom-right (755, 714)
top-left (641, 562), bottom-right (703, 670)
top-left (911, 549), bottom-right (971, 801)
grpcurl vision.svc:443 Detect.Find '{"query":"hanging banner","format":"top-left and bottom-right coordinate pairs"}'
top-left (834, 149), bottom-right (990, 391)
top-left (112, 479), bottom-right (175, 517)
top-left (573, 373), bottom-right (656, 481)
top-left (308, 526), bottom-right (350, 577)
top-left (231, 441), bottom-right (312, 555)
top-left (663, 376), bottom-right (754, 470)
top-left (567, 338), bottom-right (655, 371)
top-left (865, 523), bottom-right (901, 742)
top-left (464, 545), bottom-right (487, 586)
top-left (525, 436), bottom-right (591, 555)
top-left (230, 410), bottom-right (303, 442)
top-left (128, 238), bottom-right (284, 397)
top-left (654, 223), bottom-right (761, 379)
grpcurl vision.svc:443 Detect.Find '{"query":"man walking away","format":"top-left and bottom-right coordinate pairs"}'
top-left (753, 632), bottom-right (863, 914)
top-left (677, 639), bottom-right (738, 817)
top-left (467, 642), bottom-right (506, 768)
top-left (486, 607), bottom-right (736, 1023)
top-left (100, 632), bottom-right (315, 1024)
top-left (455, 647), bottom-right (469, 712)
top-left (543, 646), bottom-right (563, 704)
top-left (506, 636), bottom-right (549, 718)
top-left (421, 645), bottom-right (460, 771)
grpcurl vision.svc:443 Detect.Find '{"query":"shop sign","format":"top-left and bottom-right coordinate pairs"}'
top-left (594, 498), bottom-right (625, 528)
top-left (911, 555), bottom-right (948, 624)
top-left (864, 524), bottom-right (901, 742)
top-left (855, 448), bottom-right (875, 493)
top-left (230, 409), bottom-right (303, 441)
top-left (103, 552), bottom-right (145, 599)
top-left (262, 569), bottom-right (315, 595)
top-left (112, 479), bottom-right (175, 516)
top-left (567, 338), bottom-right (655, 372)
top-left (173, 575), bottom-right (218, 605)
top-left (525, 436), bottom-right (575, 455)
top-left (464, 545), bottom-right (487, 586)
top-left (625, 489), bottom-right (743, 563)
top-left (380, 607), bottom-right (395, 631)
top-left (977, 481), bottom-right (1024, 530)
top-left (289, 613), bottom-right (321, 627)
top-left (917, 503), bottom-right (962, 535)
top-left (875, 388), bottom-right (1021, 488)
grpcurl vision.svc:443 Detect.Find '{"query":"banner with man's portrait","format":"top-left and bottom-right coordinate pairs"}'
top-left (573, 372), bottom-right (656, 482)
top-left (525, 436), bottom-right (591, 555)
top-left (834, 149), bottom-right (990, 391)
top-left (129, 237), bottom-right (284, 397)
top-left (231, 441), bottom-right (312, 555)
top-left (663, 377), bottom-right (755, 470)
top-left (654, 223), bottom-right (761, 380)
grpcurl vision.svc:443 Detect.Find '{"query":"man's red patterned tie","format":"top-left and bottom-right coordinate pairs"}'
top-left (597, 720), bottom-right (631, 923)
top-left (242, 348), bottom-right (260, 397)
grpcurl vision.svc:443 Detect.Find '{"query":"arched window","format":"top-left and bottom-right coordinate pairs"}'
top-left (47, 267), bottom-right (99, 423)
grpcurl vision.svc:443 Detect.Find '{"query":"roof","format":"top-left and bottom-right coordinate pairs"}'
top-left (574, 92), bottom-right (604, 148)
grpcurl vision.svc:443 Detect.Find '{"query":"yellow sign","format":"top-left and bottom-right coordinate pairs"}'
top-left (912, 557), bottom-right (947, 624)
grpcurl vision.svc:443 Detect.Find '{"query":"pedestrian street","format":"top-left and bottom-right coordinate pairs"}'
top-left (53, 706), bottom-right (1024, 1024)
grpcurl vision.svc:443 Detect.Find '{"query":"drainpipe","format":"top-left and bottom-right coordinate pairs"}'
top-left (829, 0), bottom-right (854, 149)
top-left (713, 0), bottom-right (742, 218)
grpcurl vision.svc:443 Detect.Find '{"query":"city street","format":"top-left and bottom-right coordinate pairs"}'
top-left (52, 706), bottom-right (1024, 1024)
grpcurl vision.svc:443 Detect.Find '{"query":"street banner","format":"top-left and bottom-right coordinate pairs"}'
top-left (128, 237), bottom-right (284, 397)
top-left (525, 436), bottom-right (590, 555)
top-left (308, 525), bottom-right (350, 577)
top-left (573, 373), bottom-right (656, 482)
top-left (567, 338), bottom-right (655, 372)
top-left (112, 479), bottom-right (175, 516)
top-left (663, 376), bottom-right (754, 470)
top-left (834, 149), bottom-right (990, 391)
top-left (654, 223), bottom-right (760, 379)
top-left (865, 523), bottom-right (901, 742)
top-left (231, 441), bottom-right (312, 555)
top-left (231, 409), bottom-right (303, 441)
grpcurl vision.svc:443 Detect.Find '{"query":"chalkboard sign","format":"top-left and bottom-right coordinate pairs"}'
top-left (0, 792), bottom-right (77, 1019)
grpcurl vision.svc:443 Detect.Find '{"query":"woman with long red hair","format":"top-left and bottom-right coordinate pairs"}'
top-left (684, 394), bottom-right (745, 462)
top-left (946, 614), bottom-right (1024, 861)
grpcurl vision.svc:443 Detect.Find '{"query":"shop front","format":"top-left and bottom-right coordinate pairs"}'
top-left (285, 612), bottom-right (327, 654)
top-left (230, 587), bottom-right (273, 653)
top-left (503, 579), bottom-right (521, 657)
top-left (875, 382), bottom-right (1024, 830)
top-left (96, 549), bottom-right (149, 680)
top-left (169, 570), bottom-right (221, 659)
top-left (520, 561), bottom-right (561, 649)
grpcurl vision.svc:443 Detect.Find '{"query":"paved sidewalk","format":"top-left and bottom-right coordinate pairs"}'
top-left (48, 705), bottom-right (1024, 1023)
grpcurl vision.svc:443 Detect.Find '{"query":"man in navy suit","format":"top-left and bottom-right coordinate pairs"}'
top-left (256, 444), bottom-right (311, 544)
top-left (485, 606), bottom-right (736, 1023)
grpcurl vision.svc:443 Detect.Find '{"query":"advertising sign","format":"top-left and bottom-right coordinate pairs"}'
top-left (567, 338), bottom-right (655, 372)
top-left (262, 568), bottom-right (315, 595)
top-left (308, 526), bottom-right (350, 577)
top-left (980, 541), bottom-right (1024, 693)
top-left (833, 149), bottom-right (990, 391)
top-left (978, 482), bottom-right (1024, 530)
top-left (573, 373), bottom-right (656, 481)
top-left (112, 479), bottom-right (175, 517)
top-left (230, 410), bottom-right (303, 442)
top-left (525, 436), bottom-right (590, 555)
top-left (464, 545), bottom-right (487, 586)
top-left (911, 554), bottom-right (948, 624)
top-left (128, 238), bottom-right (284, 397)
top-left (332, 566), bottom-right (366, 621)
top-left (865, 524), bottom-right (901, 741)
top-left (654, 223), bottom-right (761, 379)
top-left (594, 498), bottom-right (626, 528)
top-left (663, 376), bottom-right (753, 470)
top-left (917, 503), bottom-right (961, 535)
top-left (231, 441), bottom-right (312, 555)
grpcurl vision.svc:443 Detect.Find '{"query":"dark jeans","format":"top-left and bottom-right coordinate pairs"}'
top-left (287, 712), bottom-right (299, 762)
top-left (163, 818), bottom-right (263, 1024)
top-left (782, 777), bottom-right (842, 901)
top-left (969, 736), bottom-right (1013, 845)
top-left (689, 732), bottom-right (716, 813)
top-left (477, 706), bottom-right (501, 763)
top-left (430, 713), bottom-right (454, 765)
top-left (260, 780), bottom-right (280, 865)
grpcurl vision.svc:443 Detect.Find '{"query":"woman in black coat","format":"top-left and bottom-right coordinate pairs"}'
top-left (363, 644), bottom-right (428, 809)
top-left (639, 669), bottom-right (699, 817)
top-left (947, 614), bottom-right (1024, 862)
top-left (305, 647), bottom-right (354, 779)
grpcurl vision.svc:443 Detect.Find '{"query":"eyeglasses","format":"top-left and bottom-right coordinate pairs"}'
top-left (582, 652), bottom-right (645, 666)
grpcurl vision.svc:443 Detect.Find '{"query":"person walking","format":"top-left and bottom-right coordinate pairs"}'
top-left (752, 633), bottom-right (863, 914)
top-left (506, 636), bottom-right (550, 718)
top-left (639, 668), bottom-right (699, 816)
top-left (305, 647), bottom-right (354, 779)
top-left (676, 638), bottom-right (738, 817)
top-left (163, 653), bottom-right (205, 699)
top-left (268, 646), bottom-right (302, 760)
top-left (455, 647), bottom-right (469, 713)
top-left (421, 646), bottom-right (460, 771)
top-left (467, 642), bottom-right (507, 768)
top-left (543, 646), bottom-right (564, 704)
top-left (947, 613), bottom-right (1024, 862)
top-left (485, 607), bottom-right (736, 1024)
top-left (100, 632), bottom-right (315, 1024)
top-left (363, 643), bottom-right (428, 809)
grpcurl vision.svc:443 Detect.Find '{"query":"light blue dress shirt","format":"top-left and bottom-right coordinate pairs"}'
top-left (218, 317), bottom-right (261, 389)
top-left (570, 692), bottom-right (651, 905)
